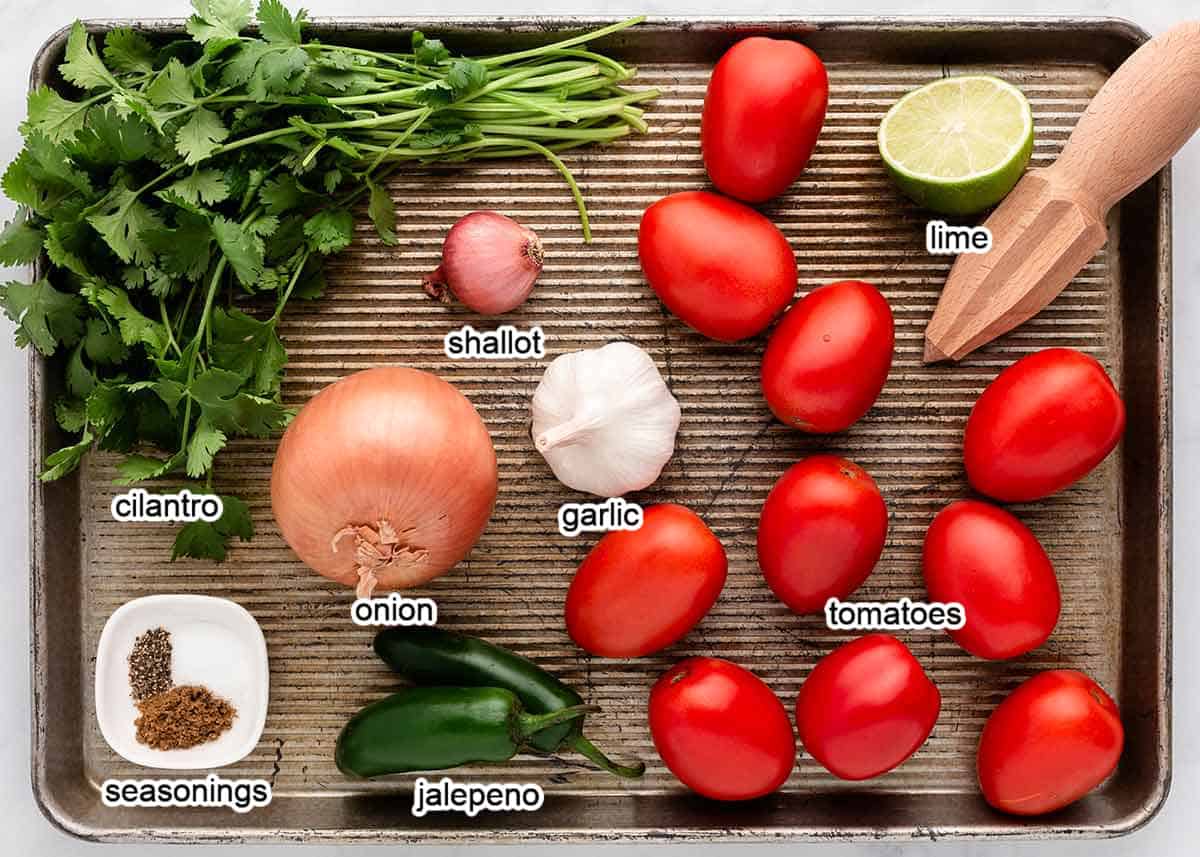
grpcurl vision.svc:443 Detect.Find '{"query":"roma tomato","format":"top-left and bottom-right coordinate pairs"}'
top-left (795, 634), bottom-right (941, 780)
top-left (922, 500), bottom-right (1060, 660)
top-left (964, 348), bottom-right (1125, 502)
top-left (649, 657), bottom-right (796, 800)
top-left (701, 37), bottom-right (829, 202)
top-left (761, 280), bottom-right (894, 433)
top-left (978, 670), bottom-right (1124, 815)
top-left (757, 456), bottom-right (887, 614)
top-left (566, 504), bottom-right (727, 658)
top-left (639, 191), bottom-right (796, 342)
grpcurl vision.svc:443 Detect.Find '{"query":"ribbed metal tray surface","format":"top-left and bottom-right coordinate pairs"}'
top-left (32, 19), bottom-right (1170, 843)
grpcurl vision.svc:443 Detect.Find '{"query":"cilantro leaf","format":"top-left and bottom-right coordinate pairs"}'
top-left (83, 316), bottom-right (129, 364)
top-left (220, 40), bottom-right (270, 88)
top-left (0, 213), bottom-right (44, 266)
top-left (65, 342), bottom-right (94, 397)
top-left (188, 366), bottom-right (287, 435)
top-left (366, 180), bottom-right (397, 245)
top-left (45, 220), bottom-right (92, 277)
top-left (257, 0), bottom-right (305, 46)
top-left (447, 60), bottom-right (488, 95)
top-left (303, 208), bottom-right (354, 254)
top-left (186, 415), bottom-right (227, 477)
top-left (250, 46), bottom-right (309, 99)
top-left (171, 494), bottom-right (253, 561)
top-left (67, 107), bottom-right (156, 165)
top-left (147, 59), bottom-right (197, 106)
top-left (41, 430), bottom-right (94, 481)
top-left (210, 307), bottom-right (286, 393)
top-left (412, 60), bottom-right (488, 107)
top-left (0, 278), bottom-right (84, 355)
top-left (61, 23), bottom-right (116, 91)
top-left (292, 255), bottom-right (326, 299)
top-left (23, 86), bottom-right (90, 143)
top-left (86, 182), bottom-right (165, 265)
top-left (211, 214), bottom-right (264, 287)
top-left (175, 106), bottom-right (229, 164)
top-left (146, 209), bottom-right (214, 280)
top-left (84, 381), bottom-right (128, 437)
top-left (3, 133), bottom-right (94, 215)
top-left (162, 169), bottom-right (230, 206)
top-left (103, 28), bottom-right (156, 75)
top-left (115, 451), bottom-right (183, 484)
top-left (55, 397), bottom-right (87, 433)
top-left (187, 0), bottom-right (253, 45)
top-left (82, 282), bottom-right (169, 355)
top-left (259, 174), bottom-right (313, 215)
top-left (412, 31), bottom-right (450, 65)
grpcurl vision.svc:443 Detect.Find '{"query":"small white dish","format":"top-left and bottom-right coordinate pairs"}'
top-left (95, 594), bottom-right (269, 770)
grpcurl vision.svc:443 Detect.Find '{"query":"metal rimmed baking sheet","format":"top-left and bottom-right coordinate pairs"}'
top-left (29, 17), bottom-right (1171, 843)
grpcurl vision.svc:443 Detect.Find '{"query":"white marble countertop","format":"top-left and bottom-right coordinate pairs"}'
top-left (1, 0), bottom-right (1195, 853)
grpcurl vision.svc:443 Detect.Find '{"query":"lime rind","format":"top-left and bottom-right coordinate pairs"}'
top-left (878, 75), bottom-right (1034, 216)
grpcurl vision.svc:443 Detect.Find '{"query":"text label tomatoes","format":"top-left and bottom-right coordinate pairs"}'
top-left (977, 670), bottom-right (1124, 815)
top-left (639, 191), bottom-right (797, 342)
top-left (701, 37), bottom-right (829, 202)
top-left (922, 499), bottom-right (1060, 660)
top-left (649, 657), bottom-right (796, 800)
top-left (757, 456), bottom-right (888, 614)
top-left (795, 634), bottom-right (941, 780)
top-left (964, 348), bottom-right (1125, 502)
top-left (566, 504), bottom-right (727, 658)
top-left (761, 280), bottom-right (894, 433)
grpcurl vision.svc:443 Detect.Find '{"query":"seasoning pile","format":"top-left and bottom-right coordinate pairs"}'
top-left (127, 627), bottom-right (236, 751)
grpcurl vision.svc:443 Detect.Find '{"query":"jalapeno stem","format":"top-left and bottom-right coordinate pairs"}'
top-left (570, 734), bottom-right (647, 779)
top-left (517, 703), bottom-right (600, 739)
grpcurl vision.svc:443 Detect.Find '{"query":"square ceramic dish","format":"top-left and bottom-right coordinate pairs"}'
top-left (30, 17), bottom-right (1170, 843)
top-left (94, 595), bottom-right (269, 770)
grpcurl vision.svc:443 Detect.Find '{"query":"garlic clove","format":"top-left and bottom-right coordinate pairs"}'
top-left (531, 342), bottom-right (681, 497)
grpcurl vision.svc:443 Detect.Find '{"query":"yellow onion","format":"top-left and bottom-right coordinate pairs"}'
top-left (270, 367), bottom-right (498, 597)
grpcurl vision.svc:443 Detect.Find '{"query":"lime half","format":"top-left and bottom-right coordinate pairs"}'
top-left (878, 75), bottom-right (1034, 216)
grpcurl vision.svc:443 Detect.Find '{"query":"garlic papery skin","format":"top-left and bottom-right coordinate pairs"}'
top-left (531, 341), bottom-right (681, 497)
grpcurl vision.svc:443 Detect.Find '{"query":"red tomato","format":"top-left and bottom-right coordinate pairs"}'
top-left (978, 670), bottom-right (1124, 815)
top-left (964, 348), bottom-right (1125, 502)
top-left (761, 280), bottom-right (894, 433)
top-left (649, 657), bottom-right (796, 800)
top-left (701, 37), bottom-right (829, 202)
top-left (757, 456), bottom-right (887, 614)
top-left (795, 634), bottom-right (941, 780)
top-left (566, 504), bottom-right (727, 658)
top-left (922, 500), bottom-right (1060, 660)
top-left (639, 191), bottom-right (796, 342)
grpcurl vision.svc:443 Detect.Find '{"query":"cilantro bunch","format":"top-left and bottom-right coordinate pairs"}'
top-left (0, 0), bottom-right (656, 560)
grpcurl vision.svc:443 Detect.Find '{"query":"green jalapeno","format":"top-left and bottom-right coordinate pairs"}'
top-left (336, 686), bottom-right (596, 778)
top-left (373, 627), bottom-right (644, 778)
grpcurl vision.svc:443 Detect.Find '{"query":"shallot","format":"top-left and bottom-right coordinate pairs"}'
top-left (423, 211), bottom-right (544, 314)
top-left (270, 367), bottom-right (498, 598)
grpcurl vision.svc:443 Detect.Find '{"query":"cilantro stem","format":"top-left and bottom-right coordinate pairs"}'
top-left (179, 256), bottom-right (227, 455)
top-left (477, 17), bottom-right (646, 67)
top-left (159, 297), bottom-right (182, 358)
top-left (272, 251), bottom-right (311, 322)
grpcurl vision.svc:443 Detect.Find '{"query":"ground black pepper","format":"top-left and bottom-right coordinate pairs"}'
top-left (127, 627), bottom-right (173, 701)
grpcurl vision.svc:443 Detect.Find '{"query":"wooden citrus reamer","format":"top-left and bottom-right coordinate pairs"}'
top-left (924, 21), bottom-right (1200, 363)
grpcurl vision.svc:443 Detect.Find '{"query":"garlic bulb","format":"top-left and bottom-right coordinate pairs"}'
top-left (531, 341), bottom-right (681, 497)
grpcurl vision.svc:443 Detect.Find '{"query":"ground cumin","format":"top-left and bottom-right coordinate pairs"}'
top-left (135, 685), bottom-right (237, 750)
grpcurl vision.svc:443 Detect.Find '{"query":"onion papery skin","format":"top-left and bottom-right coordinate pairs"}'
top-left (270, 367), bottom-right (498, 595)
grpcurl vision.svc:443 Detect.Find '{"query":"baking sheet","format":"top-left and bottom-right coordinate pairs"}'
top-left (30, 17), bottom-right (1171, 842)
